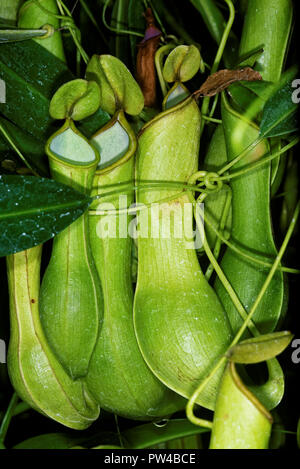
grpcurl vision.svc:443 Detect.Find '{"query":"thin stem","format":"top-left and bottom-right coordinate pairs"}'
top-left (71, 26), bottom-right (89, 64)
top-left (55, 0), bottom-right (64, 15)
top-left (0, 393), bottom-right (19, 448)
top-left (70, 0), bottom-right (80, 16)
top-left (186, 355), bottom-right (226, 426)
top-left (211, 0), bottom-right (236, 78)
top-left (186, 201), bottom-right (300, 425)
top-left (209, 94), bottom-right (219, 118)
top-left (91, 180), bottom-right (207, 201)
top-left (202, 115), bottom-right (222, 124)
top-left (185, 415), bottom-right (213, 429)
top-left (114, 414), bottom-right (124, 449)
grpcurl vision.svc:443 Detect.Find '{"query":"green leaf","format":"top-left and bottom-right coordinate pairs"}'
top-left (122, 419), bottom-right (209, 449)
top-left (226, 331), bottom-right (293, 364)
top-left (0, 175), bottom-right (91, 257)
top-left (260, 67), bottom-right (299, 138)
top-left (188, 0), bottom-right (238, 67)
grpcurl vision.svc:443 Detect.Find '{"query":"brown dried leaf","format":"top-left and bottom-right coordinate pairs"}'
top-left (195, 67), bottom-right (262, 98)
top-left (136, 8), bottom-right (162, 108)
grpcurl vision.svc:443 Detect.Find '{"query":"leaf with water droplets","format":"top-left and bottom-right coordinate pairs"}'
top-left (0, 175), bottom-right (91, 257)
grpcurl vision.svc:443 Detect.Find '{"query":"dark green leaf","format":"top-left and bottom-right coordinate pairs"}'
top-left (228, 80), bottom-right (272, 116)
top-left (122, 419), bottom-right (209, 449)
top-left (260, 67), bottom-right (299, 138)
top-left (0, 175), bottom-right (91, 257)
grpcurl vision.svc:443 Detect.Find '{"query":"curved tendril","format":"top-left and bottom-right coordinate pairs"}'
top-left (186, 200), bottom-right (300, 426)
top-left (209, 94), bottom-right (219, 119)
